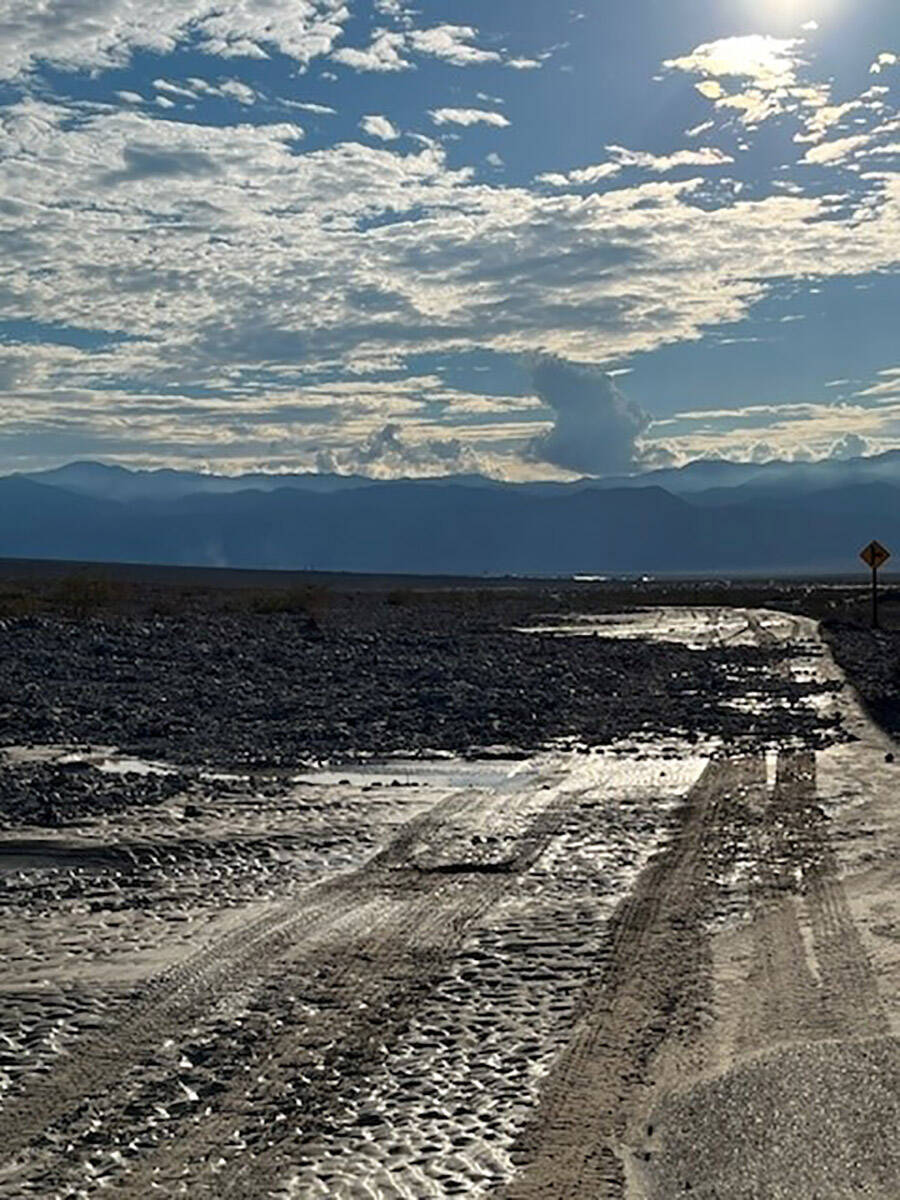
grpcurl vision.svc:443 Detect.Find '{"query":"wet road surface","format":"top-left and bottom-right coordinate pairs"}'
top-left (0, 609), bottom-right (897, 1198)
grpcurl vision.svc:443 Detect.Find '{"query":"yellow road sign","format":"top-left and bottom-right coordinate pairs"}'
top-left (861, 540), bottom-right (891, 570)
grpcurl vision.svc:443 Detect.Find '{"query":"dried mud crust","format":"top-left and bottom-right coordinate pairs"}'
top-left (0, 608), bottom-right (843, 769)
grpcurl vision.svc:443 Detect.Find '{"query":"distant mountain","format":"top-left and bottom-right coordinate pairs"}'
top-left (595, 449), bottom-right (900, 499)
top-left (20, 460), bottom-right (377, 502)
top-left (2, 467), bottom-right (898, 575)
top-left (21, 450), bottom-right (900, 510)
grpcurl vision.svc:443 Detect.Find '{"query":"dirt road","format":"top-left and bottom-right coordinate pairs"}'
top-left (0, 609), bottom-right (897, 1197)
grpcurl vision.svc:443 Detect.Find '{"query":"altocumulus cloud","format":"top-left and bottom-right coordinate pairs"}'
top-left (529, 358), bottom-right (650, 476)
top-left (430, 108), bottom-right (510, 128)
top-left (0, 0), bottom-right (350, 78)
top-left (359, 114), bottom-right (399, 141)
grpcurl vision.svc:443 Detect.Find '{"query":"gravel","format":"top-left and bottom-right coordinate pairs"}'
top-left (0, 605), bottom-right (844, 772)
top-left (0, 759), bottom-right (189, 828)
top-left (824, 620), bottom-right (900, 739)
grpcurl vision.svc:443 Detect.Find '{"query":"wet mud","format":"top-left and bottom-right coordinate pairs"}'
top-left (0, 606), bottom-right (895, 1198)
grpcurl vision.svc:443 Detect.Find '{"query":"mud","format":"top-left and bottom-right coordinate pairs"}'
top-left (0, 606), bottom-right (897, 1198)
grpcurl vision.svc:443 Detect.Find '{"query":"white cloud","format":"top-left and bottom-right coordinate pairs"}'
top-left (665, 35), bottom-right (818, 127)
top-left (143, 76), bottom-right (262, 106)
top-left (529, 359), bottom-right (649, 475)
top-left (0, 14), bottom-right (896, 477)
top-left (154, 79), bottom-right (197, 99)
top-left (642, 395), bottom-right (900, 466)
top-left (537, 162), bottom-right (620, 186)
top-left (802, 133), bottom-right (872, 165)
top-left (854, 368), bottom-right (900, 400)
top-left (537, 145), bottom-right (732, 186)
top-left (360, 113), bottom-right (399, 141)
top-left (430, 108), bottom-right (510, 128)
top-left (796, 100), bottom-right (865, 144)
top-left (332, 21), bottom-right (531, 74)
top-left (287, 101), bottom-right (337, 115)
top-left (218, 79), bottom-right (257, 105)
top-left (0, 0), bottom-right (349, 80)
top-left (408, 25), bottom-right (501, 67)
top-left (0, 360), bottom-right (548, 478)
top-left (665, 35), bottom-right (803, 89)
top-left (316, 421), bottom-right (483, 477)
top-left (1, 91), bottom-right (899, 473)
top-left (609, 144), bottom-right (734, 172)
top-left (870, 52), bottom-right (898, 74)
top-left (332, 29), bottom-right (409, 72)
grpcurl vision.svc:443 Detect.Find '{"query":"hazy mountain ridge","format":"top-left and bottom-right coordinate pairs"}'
top-left (4, 458), bottom-right (899, 575)
top-left (21, 450), bottom-right (900, 504)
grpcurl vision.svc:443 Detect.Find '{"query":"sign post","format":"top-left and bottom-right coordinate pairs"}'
top-left (860, 540), bottom-right (890, 629)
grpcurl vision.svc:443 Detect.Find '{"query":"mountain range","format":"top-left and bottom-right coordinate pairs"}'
top-left (1, 455), bottom-right (898, 576)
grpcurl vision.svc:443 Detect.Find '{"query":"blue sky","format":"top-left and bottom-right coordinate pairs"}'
top-left (0, 0), bottom-right (897, 477)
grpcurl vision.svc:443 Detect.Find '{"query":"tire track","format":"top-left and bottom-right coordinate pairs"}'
top-left (498, 742), bottom-right (890, 1200)
top-left (738, 749), bottom-right (888, 1051)
top-left (609, 746), bottom-right (888, 1199)
top-left (0, 772), bottom-right (575, 1197)
top-left (113, 782), bottom-right (577, 1198)
top-left (497, 756), bottom-right (752, 1200)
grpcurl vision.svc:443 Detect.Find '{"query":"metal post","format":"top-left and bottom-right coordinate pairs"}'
top-left (872, 565), bottom-right (879, 629)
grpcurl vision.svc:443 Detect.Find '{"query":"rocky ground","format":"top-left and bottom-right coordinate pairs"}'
top-left (0, 590), bottom-right (845, 772)
top-left (0, 576), bottom-right (867, 830)
top-left (824, 620), bottom-right (900, 740)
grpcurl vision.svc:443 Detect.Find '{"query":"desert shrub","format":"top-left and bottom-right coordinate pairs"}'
top-left (52, 575), bottom-right (129, 617)
top-left (386, 587), bottom-right (416, 607)
top-left (242, 584), bottom-right (333, 620)
top-left (0, 587), bottom-right (39, 618)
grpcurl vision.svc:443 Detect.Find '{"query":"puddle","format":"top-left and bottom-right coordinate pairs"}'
top-left (292, 757), bottom-right (536, 791)
top-left (0, 842), bottom-right (129, 875)
top-left (517, 607), bottom-right (800, 649)
top-left (3, 745), bottom-right (176, 777)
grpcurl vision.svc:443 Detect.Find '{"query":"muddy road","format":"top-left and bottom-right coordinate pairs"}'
top-left (0, 609), bottom-right (898, 1197)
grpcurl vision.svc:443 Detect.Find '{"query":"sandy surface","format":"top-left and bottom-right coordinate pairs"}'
top-left (0, 608), bottom-right (896, 1197)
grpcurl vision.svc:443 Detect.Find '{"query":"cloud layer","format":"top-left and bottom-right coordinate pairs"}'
top-left (0, 0), bottom-right (349, 79)
top-left (0, 4), bottom-right (898, 475)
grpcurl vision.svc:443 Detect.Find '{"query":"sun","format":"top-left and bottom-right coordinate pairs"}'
top-left (738, 0), bottom-right (840, 32)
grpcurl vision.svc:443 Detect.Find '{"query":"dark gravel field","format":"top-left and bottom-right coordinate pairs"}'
top-left (0, 594), bottom-right (843, 775)
top-left (823, 620), bottom-right (900, 739)
top-left (0, 759), bottom-right (191, 829)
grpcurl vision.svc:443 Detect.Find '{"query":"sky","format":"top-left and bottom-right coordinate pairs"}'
top-left (0, 0), bottom-right (897, 479)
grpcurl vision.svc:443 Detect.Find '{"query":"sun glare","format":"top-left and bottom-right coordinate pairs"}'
top-left (739, 0), bottom-right (841, 33)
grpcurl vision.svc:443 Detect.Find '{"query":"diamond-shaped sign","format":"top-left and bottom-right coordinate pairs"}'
top-left (861, 540), bottom-right (890, 570)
